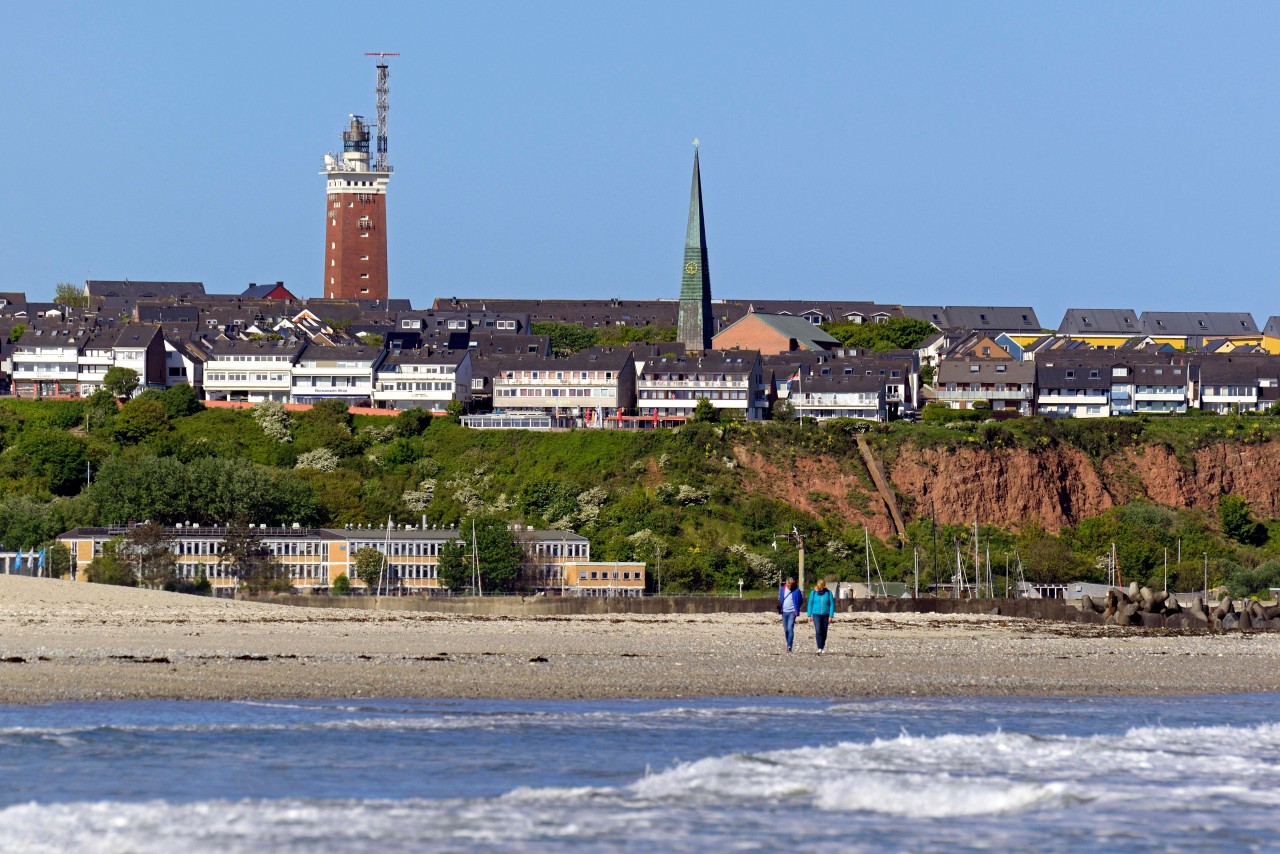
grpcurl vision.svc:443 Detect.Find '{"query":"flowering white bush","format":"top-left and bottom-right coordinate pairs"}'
top-left (251, 400), bottom-right (292, 443)
top-left (295, 448), bottom-right (339, 472)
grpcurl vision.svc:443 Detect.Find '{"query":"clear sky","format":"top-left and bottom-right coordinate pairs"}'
top-left (5, 1), bottom-right (1280, 325)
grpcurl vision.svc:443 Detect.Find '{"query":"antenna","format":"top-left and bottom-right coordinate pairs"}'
top-left (364, 52), bottom-right (399, 172)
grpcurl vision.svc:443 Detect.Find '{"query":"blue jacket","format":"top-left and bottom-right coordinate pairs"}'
top-left (779, 586), bottom-right (803, 614)
top-left (807, 588), bottom-right (835, 618)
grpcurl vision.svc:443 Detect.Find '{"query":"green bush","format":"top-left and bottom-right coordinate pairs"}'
top-left (330, 573), bottom-right (351, 596)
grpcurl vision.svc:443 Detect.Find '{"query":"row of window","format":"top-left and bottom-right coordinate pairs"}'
top-left (638, 390), bottom-right (749, 400)
top-left (497, 388), bottom-right (616, 398)
top-left (504, 371), bottom-right (615, 381)
top-left (207, 373), bottom-right (289, 383)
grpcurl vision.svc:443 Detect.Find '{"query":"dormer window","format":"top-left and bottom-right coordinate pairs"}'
top-left (1066, 370), bottom-right (1075, 379)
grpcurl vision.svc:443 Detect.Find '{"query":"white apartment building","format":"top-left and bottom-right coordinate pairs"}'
top-left (1132, 363), bottom-right (1188, 414)
top-left (790, 374), bottom-right (885, 421)
top-left (12, 325), bottom-right (91, 398)
top-left (493, 348), bottom-right (635, 426)
top-left (373, 349), bottom-right (472, 410)
top-left (636, 350), bottom-right (766, 421)
top-left (202, 339), bottom-right (306, 403)
top-left (292, 344), bottom-right (383, 406)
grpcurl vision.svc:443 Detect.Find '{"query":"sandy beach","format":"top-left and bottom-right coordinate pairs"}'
top-left (1, 575), bottom-right (1279, 703)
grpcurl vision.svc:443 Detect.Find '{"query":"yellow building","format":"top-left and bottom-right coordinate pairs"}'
top-left (57, 525), bottom-right (594, 595)
top-left (564, 562), bottom-right (647, 597)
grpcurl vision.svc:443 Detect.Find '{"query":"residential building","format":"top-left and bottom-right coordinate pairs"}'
top-left (636, 350), bottom-right (767, 421)
top-left (373, 348), bottom-right (472, 410)
top-left (11, 325), bottom-right (91, 398)
top-left (1132, 362), bottom-right (1190, 414)
top-left (202, 338), bottom-right (306, 403)
top-left (292, 344), bottom-right (383, 405)
top-left (790, 374), bottom-right (886, 421)
top-left (1193, 356), bottom-right (1268, 414)
top-left (712, 311), bottom-right (840, 355)
top-left (936, 356), bottom-right (1035, 414)
top-left (492, 348), bottom-right (636, 427)
top-left (1035, 359), bottom-right (1113, 418)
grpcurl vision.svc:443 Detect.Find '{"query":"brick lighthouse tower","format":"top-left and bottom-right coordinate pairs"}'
top-left (322, 55), bottom-right (396, 301)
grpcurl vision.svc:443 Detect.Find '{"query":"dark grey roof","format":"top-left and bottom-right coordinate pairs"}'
top-left (900, 306), bottom-right (948, 327)
top-left (1034, 359), bottom-right (1114, 389)
top-left (640, 350), bottom-right (761, 378)
top-left (1263, 316), bottom-right (1280, 338)
top-left (1140, 311), bottom-right (1258, 336)
top-left (800, 373), bottom-right (885, 394)
top-left (1057, 308), bottom-right (1140, 336)
top-left (938, 306), bottom-right (1041, 332)
top-left (86, 280), bottom-right (205, 300)
top-left (938, 357), bottom-right (1035, 384)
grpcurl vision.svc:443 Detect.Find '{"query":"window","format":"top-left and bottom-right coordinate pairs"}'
top-left (1066, 370), bottom-right (1075, 379)
top-left (995, 365), bottom-right (1006, 373)
top-left (969, 365), bottom-right (980, 373)
top-left (1089, 370), bottom-right (1099, 379)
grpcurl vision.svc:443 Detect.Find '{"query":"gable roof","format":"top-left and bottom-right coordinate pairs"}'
top-left (715, 312), bottom-right (839, 352)
top-left (1057, 308), bottom-right (1141, 336)
top-left (1140, 311), bottom-right (1258, 337)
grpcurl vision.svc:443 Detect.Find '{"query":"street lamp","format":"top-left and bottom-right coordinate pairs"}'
top-left (772, 526), bottom-right (806, 592)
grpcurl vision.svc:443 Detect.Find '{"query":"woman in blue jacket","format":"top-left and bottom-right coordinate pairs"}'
top-left (807, 578), bottom-right (835, 653)
top-left (778, 577), bottom-right (803, 653)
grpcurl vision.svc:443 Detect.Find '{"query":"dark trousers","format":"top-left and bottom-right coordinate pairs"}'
top-left (812, 614), bottom-right (830, 650)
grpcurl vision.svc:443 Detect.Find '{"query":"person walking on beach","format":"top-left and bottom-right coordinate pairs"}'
top-left (807, 578), bottom-right (835, 654)
top-left (779, 577), bottom-right (803, 653)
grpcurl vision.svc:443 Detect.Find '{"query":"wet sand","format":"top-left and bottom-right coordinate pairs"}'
top-left (1, 576), bottom-right (1278, 703)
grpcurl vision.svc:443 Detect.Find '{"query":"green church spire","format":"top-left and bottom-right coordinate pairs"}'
top-left (677, 142), bottom-right (713, 351)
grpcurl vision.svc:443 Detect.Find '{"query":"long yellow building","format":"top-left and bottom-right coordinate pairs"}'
top-left (57, 524), bottom-right (604, 595)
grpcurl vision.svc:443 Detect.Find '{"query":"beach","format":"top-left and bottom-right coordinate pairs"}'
top-left (1, 575), bottom-right (1278, 703)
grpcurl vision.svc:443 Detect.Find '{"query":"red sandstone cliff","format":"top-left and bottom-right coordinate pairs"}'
top-left (736, 440), bottom-right (1280, 534)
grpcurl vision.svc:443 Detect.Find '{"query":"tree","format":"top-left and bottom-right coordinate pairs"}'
top-left (396, 408), bottom-right (433, 437)
top-left (120, 522), bottom-right (176, 588)
top-left (435, 539), bottom-right (471, 591)
top-left (823, 316), bottom-right (937, 352)
top-left (771, 399), bottom-right (796, 422)
top-left (161, 383), bottom-right (203, 418)
top-left (353, 546), bottom-right (386, 593)
top-left (41, 541), bottom-right (71, 580)
top-left (1220, 495), bottom-right (1266, 546)
top-left (84, 538), bottom-right (135, 586)
top-left (103, 366), bottom-right (140, 400)
top-left (691, 398), bottom-right (718, 423)
top-left (530, 322), bottom-right (598, 355)
top-left (113, 397), bottom-right (170, 443)
top-left (7, 324), bottom-right (25, 344)
top-left (219, 517), bottom-right (288, 593)
top-left (471, 515), bottom-right (523, 592)
top-left (252, 400), bottom-right (293, 443)
top-left (331, 573), bottom-right (352, 595)
top-left (446, 399), bottom-right (466, 419)
top-left (12, 429), bottom-right (88, 495)
top-left (54, 282), bottom-right (89, 308)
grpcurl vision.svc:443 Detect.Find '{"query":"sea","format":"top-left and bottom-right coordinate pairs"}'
top-left (0, 693), bottom-right (1276, 852)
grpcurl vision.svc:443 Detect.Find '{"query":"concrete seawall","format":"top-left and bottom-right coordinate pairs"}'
top-left (249, 594), bottom-right (778, 616)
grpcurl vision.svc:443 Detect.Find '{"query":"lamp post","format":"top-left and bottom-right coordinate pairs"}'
top-left (773, 527), bottom-right (806, 593)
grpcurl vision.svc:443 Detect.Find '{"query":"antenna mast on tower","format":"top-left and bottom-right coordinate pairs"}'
top-left (364, 52), bottom-right (399, 172)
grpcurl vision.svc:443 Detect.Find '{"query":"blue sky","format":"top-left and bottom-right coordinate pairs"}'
top-left (5, 1), bottom-right (1280, 325)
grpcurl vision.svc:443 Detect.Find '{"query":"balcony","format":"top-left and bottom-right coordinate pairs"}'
top-left (638, 379), bottom-right (749, 389)
top-left (1036, 392), bottom-right (1107, 404)
top-left (938, 388), bottom-right (1033, 401)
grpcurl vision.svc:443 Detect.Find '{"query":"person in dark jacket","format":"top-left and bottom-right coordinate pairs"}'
top-left (779, 577), bottom-right (803, 653)
top-left (807, 578), bottom-right (835, 654)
